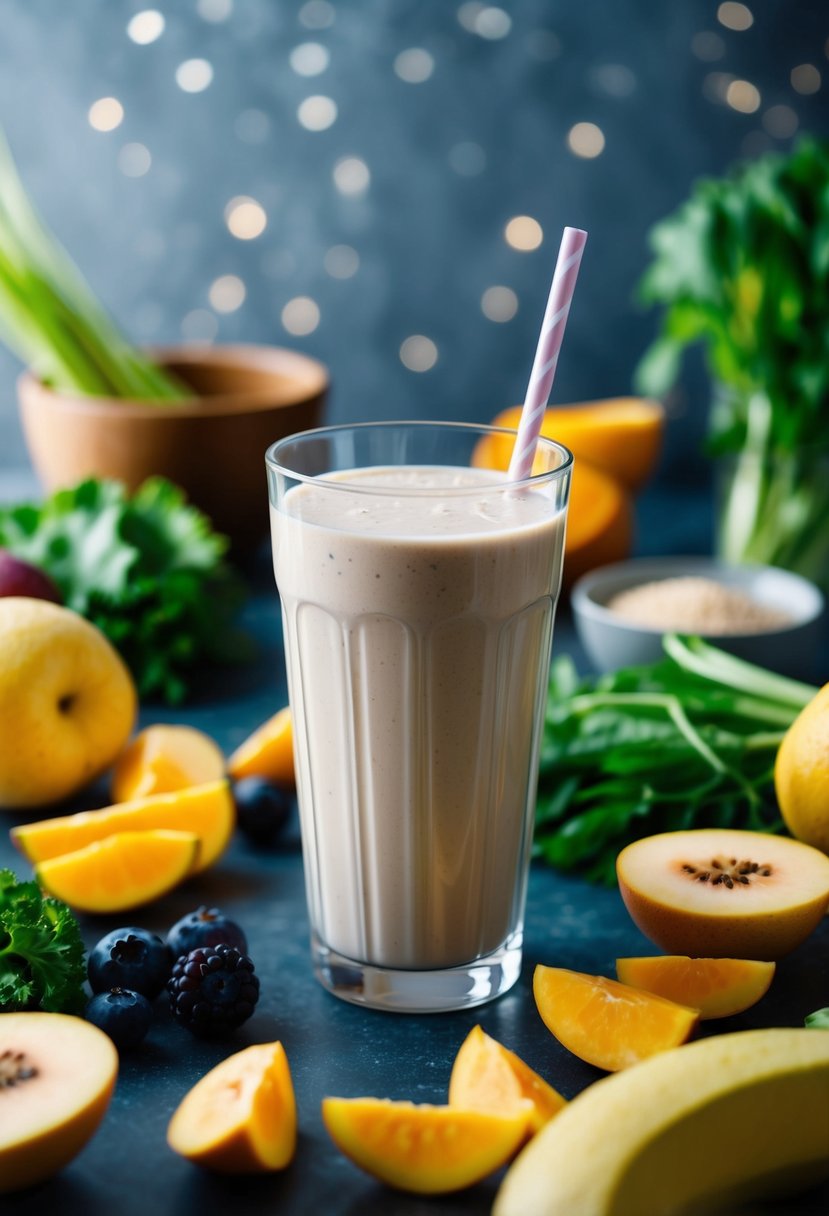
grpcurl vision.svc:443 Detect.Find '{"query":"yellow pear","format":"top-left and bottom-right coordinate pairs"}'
top-left (494, 1028), bottom-right (829, 1216)
top-left (775, 682), bottom-right (829, 854)
top-left (0, 597), bottom-right (136, 808)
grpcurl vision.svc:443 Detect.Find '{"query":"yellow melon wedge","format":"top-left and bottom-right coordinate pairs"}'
top-left (168, 1042), bottom-right (296, 1173)
top-left (227, 707), bottom-right (294, 785)
top-left (11, 779), bottom-right (233, 874)
top-left (533, 966), bottom-right (699, 1072)
top-left (36, 830), bottom-right (199, 913)
top-left (322, 1097), bottom-right (530, 1195)
top-left (112, 725), bottom-right (225, 802)
top-left (449, 1026), bottom-right (566, 1136)
top-left (615, 956), bottom-right (775, 1020)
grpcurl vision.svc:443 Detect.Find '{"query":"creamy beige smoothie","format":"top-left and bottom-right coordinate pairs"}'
top-left (272, 465), bottom-right (567, 973)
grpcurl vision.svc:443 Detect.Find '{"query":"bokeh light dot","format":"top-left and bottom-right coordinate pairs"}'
top-left (118, 142), bottom-right (151, 177)
top-left (504, 215), bottom-right (543, 251)
top-left (333, 156), bottom-right (370, 195)
top-left (475, 6), bottom-right (511, 39)
top-left (394, 48), bottom-right (435, 84)
top-left (127, 10), bottom-right (165, 44)
top-left (791, 64), bottom-right (821, 95)
top-left (282, 297), bottom-right (320, 336)
top-left (324, 245), bottom-right (360, 278)
top-left (197, 0), bottom-right (233, 22)
top-left (290, 42), bottom-right (330, 76)
top-left (691, 31), bottom-right (725, 61)
top-left (299, 0), bottom-right (335, 30)
top-left (209, 275), bottom-right (245, 313)
top-left (717, 2), bottom-right (753, 31)
top-left (297, 95), bottom-right (338, 131)
top-left (225, 197), bottom-right (267, 240)
top-left (88, 97), bottom-right (124, 132)
top-left (725, 79), bottom-right (761, 113)
top-left (762, 104), bottom-right (799, 139)
top-left (703, 72), bottom-right (736, 104)
top-left (481, 286), bottom-right (518, 323)
top-left (448, 141), bottom-right (486, 176)
top-left (567, 122), bottom-right (606, 158)
top-left (235, 109), bottom-right (270, 144)
top-left (176, 59), bottom-right (214, 93)
top-left (526, 30), bottom-right (561, 61)
top-left (457, 3), bottom-right (485, 33)
top-left (400, 336), bottom-right (438, 372)
top-left (591, 65), bottom-right (637, 98)
top-left (181, 309), bottom-right (219, 342)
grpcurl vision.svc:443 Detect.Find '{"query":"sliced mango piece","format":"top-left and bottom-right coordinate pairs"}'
top-left (0, 1013), bottom-right (118, 1195)
top-left (112, 725), bottom-right (225, 803)
top-left (616, 956), bottom-right (775, 1020)
top-left (227, 707), bottom-right (294, 786)
top-left (35, 829), bottom-right (199, 913)
top-left (11, 780), bottom-right (233, 874)
top-left (448, 1026), bottom-right (565, 1135)
top-left (533, 965), bottom-right (698, 1072)
top-left (476, 398), bottom-right (664, 492)
top-left (322, 1097), bottom-right (529, 1194)
top-left (494, 1028), bottom-right (829, 1216)
top-left (167, 1041), bottom-right (296, 1173)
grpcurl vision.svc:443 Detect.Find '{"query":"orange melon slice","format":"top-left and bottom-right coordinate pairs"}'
top-left (615, 956), bottom-right (776, 1020)
top-left (448, 1026), bottom-right (566, 1135)
top-left (167, 1042), bottom-right (296, 1173)
top-left (321, 1097), bottom-right (529, 1194)
top-left (564, 461), bottom-right (633, 586)
top-left (112, 725), bottom-right (225, 802)
top-left (11, 780), bottom-right (233, 874)
top-left (476, 398), bottom-right (664, 492)
top-left (227, 707), bottom-right (294, 785)
top-left (35, 829), bottom-right (199, 913)
top-left (533, 965), bottom-right (698, 1072)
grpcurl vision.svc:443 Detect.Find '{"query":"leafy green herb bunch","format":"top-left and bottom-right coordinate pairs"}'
top-left (636, 137), bottom-right (829, 582)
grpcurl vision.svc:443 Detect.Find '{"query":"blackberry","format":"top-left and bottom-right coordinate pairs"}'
top-left (233, 777), bottom-right (292, 847)
top-left (167, 906), bottom-right (248, 958)
top-left (167, 944), bottom-right (260, 1038)
top-left (88, 927), bottom-right (172, 999)
top-left (86, 988), bottom-right (153, 1050)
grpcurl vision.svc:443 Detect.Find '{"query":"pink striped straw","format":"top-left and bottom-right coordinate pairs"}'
top-left (507, 226), bottom-right (588, 481)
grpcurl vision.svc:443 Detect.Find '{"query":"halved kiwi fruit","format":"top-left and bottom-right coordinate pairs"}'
top-left (0, 1013), bottom-right (118, 1193)
top-left (616, 829), bottom-right (829, 960)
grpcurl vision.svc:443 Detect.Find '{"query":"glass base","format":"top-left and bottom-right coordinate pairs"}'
top-left (311, 929), bottom-right (523, 1013)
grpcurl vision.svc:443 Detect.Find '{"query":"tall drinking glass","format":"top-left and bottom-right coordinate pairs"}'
top-left (266, 422), bottom-right (571, 1012)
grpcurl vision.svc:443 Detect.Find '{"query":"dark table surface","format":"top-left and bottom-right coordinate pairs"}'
top-left (2, 549), bottom-right (829, 1216)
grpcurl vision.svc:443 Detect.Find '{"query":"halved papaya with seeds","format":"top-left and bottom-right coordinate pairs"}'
top-left (616, 829), bottom-right (829, 960)
top-left (321, 1097), bottom-right (529, 1194)
top-left (533, 965), bottom-right (698, 1072)
top-left (615, 956), bottom-right (775, 1020)
top-left (448, 1026), bottom-right (565, 1134)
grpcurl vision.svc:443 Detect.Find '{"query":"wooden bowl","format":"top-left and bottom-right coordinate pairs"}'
top-left (17, 344), bottom-right (328, 552)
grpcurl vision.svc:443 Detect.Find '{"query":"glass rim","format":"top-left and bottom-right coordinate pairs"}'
top-left (265, 419), bottom-right (573, 495)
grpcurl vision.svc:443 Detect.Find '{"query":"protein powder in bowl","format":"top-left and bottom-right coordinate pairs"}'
top-left (571, 557), bottom-right (825, 680)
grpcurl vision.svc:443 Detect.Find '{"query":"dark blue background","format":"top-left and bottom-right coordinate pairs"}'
top-left (0, 0), bottom-right (826, 509)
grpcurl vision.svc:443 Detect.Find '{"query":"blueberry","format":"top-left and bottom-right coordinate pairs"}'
top-left (167, 906), bottom-right (248, 958)
top-left (233, 777), bottom-right (292, 846)
top-left (86, 988), bottom-right (152, 1050)
top-left (87, 927), bottom-right (172, 999)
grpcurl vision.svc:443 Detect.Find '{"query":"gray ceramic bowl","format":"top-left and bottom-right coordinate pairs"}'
top-left (571, 557), bottom-right (825, 680)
